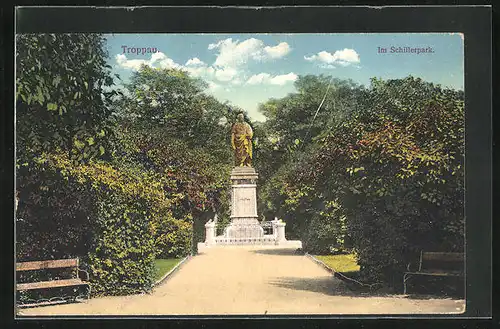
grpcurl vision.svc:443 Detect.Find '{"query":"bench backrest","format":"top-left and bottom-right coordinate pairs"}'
top-left (16, 259), bottom-right (79, 272)
top-left (419, 252), bottom-right (464, 272)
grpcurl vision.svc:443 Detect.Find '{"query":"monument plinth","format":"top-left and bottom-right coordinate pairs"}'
top-left (224, 166), bottom-right (264, 239)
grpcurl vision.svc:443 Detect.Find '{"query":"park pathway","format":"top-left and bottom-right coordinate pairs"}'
top-left (19, 246), bottom-right (464, 316)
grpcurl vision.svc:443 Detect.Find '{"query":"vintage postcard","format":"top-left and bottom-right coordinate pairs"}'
top-left (15, 31), bottom-right (468, 316)
top-left (13, 4), bottom-right (493, 319)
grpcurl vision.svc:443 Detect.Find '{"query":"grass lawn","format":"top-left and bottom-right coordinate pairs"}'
top-left (154, 258), bottom-right (182, 282)
top-left (314, 254), bottom-right (360, 273)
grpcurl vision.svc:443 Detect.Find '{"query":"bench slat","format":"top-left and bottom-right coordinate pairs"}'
top-left (17, 279), bottom-right (87, 291)
top-left (17, 259), bottom-right (79, 271)
top-left (421, 252), bottom-right (464, 262)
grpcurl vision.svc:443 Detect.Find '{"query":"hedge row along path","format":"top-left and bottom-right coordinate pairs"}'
top-left (20, 246), bottom-right (465, 316)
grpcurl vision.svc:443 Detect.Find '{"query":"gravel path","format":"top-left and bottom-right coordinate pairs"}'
top-left (19, 246), bottom-right (465, 316)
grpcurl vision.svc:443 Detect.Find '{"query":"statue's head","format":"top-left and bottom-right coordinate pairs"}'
top-left (237, 113), bottom-right (245, 122)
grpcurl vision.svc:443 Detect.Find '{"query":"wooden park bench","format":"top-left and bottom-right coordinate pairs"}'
top-left (403, 251), bottom-right (464, 295)
top-left (16, 258), bottom-right (91, 307)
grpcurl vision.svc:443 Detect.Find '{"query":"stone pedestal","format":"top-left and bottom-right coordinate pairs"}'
top-left (198, 166), bottom-right (303, 250)
top-left (224, 167), bottom-right (264, 239)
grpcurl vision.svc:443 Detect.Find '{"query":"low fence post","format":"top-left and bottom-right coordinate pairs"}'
top-left (204, 220), bottom-right (216, 246)
top-left (275, 221), bottom-right (287, 244)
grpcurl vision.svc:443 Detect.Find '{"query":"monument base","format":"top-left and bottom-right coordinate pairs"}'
top-left (197, 239), bottom-right (303, 253)
top-left (199, 166), bottom-right (302, 249)
top-left (224, 217), bottom-right (264, 239)
top-left (202, 216), bottom-right (302, 249)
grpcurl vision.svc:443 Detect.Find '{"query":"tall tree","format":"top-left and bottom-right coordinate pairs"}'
top-left (262, 76), bottom-right (464, 287)
top-left (16, 33), bottom-right (118, 165)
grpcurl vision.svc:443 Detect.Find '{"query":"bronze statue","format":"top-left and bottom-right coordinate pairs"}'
top-left (231, 113), bottom-right (253, 167)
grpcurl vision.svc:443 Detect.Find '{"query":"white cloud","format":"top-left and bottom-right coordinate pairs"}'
top-left (116, 52), bottom-right (181, 71)
top-left (116, 39), bottom-right (294, 89)
top-left (246, 72), bottom-right (297, 86)
top-left (208, 38), bottom-right (291, 70)
top-left (214, 67), bottom-right (238, 82)
top-left (150, 52), bottom-right (168, 64)
top-left (269, 72), bottom-right (298, 85)
top-left (185, 57), bottom-right (205, 66)
top-left (115, 54), bottom-right (150, 70)
top-left (157, 58), bottom-right (181, 69)
top-left (209, 38), bottom-right (264, 68)
top-left (231, 78), bottom-right (244, 86)
top-left (247, 73), bottom-right (271, 85)
top-left (264, 42), bottom-right (291, 58)
top-left (207, 81), bottom-right (220, 91)
top-left (304, 48), bottom-right (360, 68)
top-left (117, 52), bottom-right (217, 81)
top-left (184, 65), bottom-right (215, 79)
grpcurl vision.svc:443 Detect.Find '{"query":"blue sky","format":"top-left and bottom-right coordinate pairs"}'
top-left (105, 33), bottom-right (464, 122)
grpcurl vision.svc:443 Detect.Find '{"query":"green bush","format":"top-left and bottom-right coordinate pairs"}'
top-left (258, 76), bottom-right (464, 289)
top-left (16, 162), bottom-right (95, 263)
top-left (17, 153), bottom-right (177, 296)
top-left (301, 200), bottom-right (349, 255)
top-left (152, 216), bottom-right (193, 258)
top-left (88, 193), bottom-right (156, 295)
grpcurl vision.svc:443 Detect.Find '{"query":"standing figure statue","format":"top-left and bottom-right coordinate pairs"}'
top-left (231, 113), bottom-right (253, 167)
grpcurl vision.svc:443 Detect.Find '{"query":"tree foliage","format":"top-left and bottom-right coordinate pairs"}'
top-left (258, 75), bottom-right (464, 288)
top-left (16, 35), bottom-right (206, 296)
top-left (111, 65), bottom-right (241, 252)
top-left (16, 34), bottom-right (118, 165)
top-left (17, 150), bottom-right (189, 295)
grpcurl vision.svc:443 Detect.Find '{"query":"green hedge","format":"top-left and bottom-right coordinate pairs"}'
top-left (16, 154), bottom-right (185, 296)
top-left (259, 77), bottom-right (464, 289)
top-left (301, 201), bottom-right (349, 255)
top-left (153, 215), bottom-right (192, 259)
top-left (88, 193), bottom-right (156, 295)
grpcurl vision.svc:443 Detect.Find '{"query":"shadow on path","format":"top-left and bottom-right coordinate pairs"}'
top-left (404, 293), bottom-right (463, 300)
top-left (251, 248), bottom-right (300, 256)
top-left (268, 276), bottom-right (361, 297)
top-left (267, 276), bottom-right (456, 300)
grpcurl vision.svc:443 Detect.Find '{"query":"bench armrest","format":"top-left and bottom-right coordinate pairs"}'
top-left (78, 268), bottom-right (90, 282)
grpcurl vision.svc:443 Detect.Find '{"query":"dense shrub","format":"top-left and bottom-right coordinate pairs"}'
top-left (16, 160), bottom-right (95, 262)
top-left (301, 200), bottom-right (350, 255)
top-left (17, 153), bottom-right (187, 295)
top-left (88, 193), bottom-right (155, 295)
top-left (340, 78), bottom-right (464, 286)
top-left (16, 157), bottom-right (97, 302)
top-left (259, 76), bottom-right (464, 289)
top-left (152, 215), bottom-right (193, 258)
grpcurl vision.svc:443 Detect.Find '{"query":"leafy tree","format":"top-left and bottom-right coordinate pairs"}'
top-left (16, 33), bottom-right (118, 165)
top-left (116, 65), bottom-right (233, 150)
top-left (112, 65), bottom-right (243, 250)
top-left (16, 33), bottom-right (120, 270)
top-left (258, 76), bottom-right (464, 289)
top-left (16, 34), bottom-right (161, 296)
top-left (256, 75), bottom-right (365, 221)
